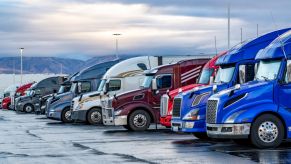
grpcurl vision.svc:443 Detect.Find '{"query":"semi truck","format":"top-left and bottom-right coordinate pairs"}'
top-left (159, 52), bottom-right (226, 128)
top-left (171, 28), bottom-right (290, 139)
top-left (2, 84), bottom-right (20, 110)
top-left (15, 76), bottom-right (67, 113)
top-left (71, 56), bottom-right (206, 125)
top-left (46, 60), bottom-right (120, 123)
top-left (11, 82), bottom-right (34, 110)
top-left (102, 58), bottom-right (210, 131)
top-left (206, 29), bottom-right (291, 148)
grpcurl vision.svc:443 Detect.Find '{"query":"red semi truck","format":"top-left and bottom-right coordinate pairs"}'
top-left (2, 83), bottom-right (34, 110)
top-left (102, 58), bottom-right (210, 131)
top-left (159, 52), bottom-right (226, 127)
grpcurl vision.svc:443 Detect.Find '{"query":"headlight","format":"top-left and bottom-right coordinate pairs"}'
top-left (114, 110), bottom-right (122, 116)
top-left (182, 109), bottom-right (200, 120)
top-left (225, 110), bottom-right (246, 123)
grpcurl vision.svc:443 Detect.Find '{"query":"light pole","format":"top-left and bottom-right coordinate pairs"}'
top-left (19, 48), bottom-right (24, 85)
top-left (113, 33), bottom-right (121, 59)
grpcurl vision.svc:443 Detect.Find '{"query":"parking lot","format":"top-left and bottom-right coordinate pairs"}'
top-left (0, 110), bottom-right (290, 164)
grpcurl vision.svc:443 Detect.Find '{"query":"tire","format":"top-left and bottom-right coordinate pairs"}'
top-left (87, 108), bottom-right (103, 125)
top-left (7, 103), bottom-right (12, 110)
top-left (61, 107), bottom-right (73, 123)
top-left (250, 114), bottom-right (284, 148)
top-left (24, 104), bottom-right (34, 113)
top-left (128, 110), bottom-right (151, 131)
top-left (192, 132), bottom-right (208, 139)
top-left (123, 125), bottom-right (133, 131)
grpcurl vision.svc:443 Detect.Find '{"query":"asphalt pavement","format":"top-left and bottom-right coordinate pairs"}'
top-left (0, 110), bottom-right (291, 164)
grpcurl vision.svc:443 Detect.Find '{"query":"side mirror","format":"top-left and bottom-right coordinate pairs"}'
top-left (209, 76), bottom-right (214, 85)
top-left (151, 79), bottom-right (157, 90)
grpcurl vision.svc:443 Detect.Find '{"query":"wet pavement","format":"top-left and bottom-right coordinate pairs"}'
top-left (0, 110), bottom-right (291, 164)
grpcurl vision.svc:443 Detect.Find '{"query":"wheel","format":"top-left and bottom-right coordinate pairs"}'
top-left (123, 125), bottom-right (133, 131)
top-left (24, 104), bottom-right (34, 113)
top-left (128, 110), bottom-right (151, 131)
top-left (87, 108), bottom-right (103, 125)
top-left (250, 114), bottom-right (284, 148)
top-left (7, 103), bottom-right (12, 110)
top-left (192, 132), bottom-right (208, 139)
top-left (61, 107), bottom-right (73, 123)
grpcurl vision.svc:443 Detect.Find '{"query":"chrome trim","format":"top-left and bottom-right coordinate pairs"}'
top-left (192, 92), bottom-right (210, 107)
top-left (160, 94), bottom-right (169, 117)
top-left (206, 98), bottom-right (219, 124)
top-left (172, 97), bottom-right (183, 118)
top-left (206, 123), bottom-right (251, 136)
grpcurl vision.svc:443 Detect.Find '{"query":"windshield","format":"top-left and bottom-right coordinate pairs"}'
top-left (214, 66), bottom-right (235, 83)
top-left (255, 60), bottom-right (281, 81)
top-left (198, 68), bottom-right (214, 84)
top-left (26, 90), bottom-right (34, 96)
top-left (141, 76), bottom-right (154, 88)
top-left (97, 79), bottom-right (106, 92)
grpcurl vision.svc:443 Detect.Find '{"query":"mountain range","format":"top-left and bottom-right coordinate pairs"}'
top-left (0, 55), bottom-right (133, 74)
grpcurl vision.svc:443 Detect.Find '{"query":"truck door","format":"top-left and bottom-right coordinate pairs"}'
top-left (151, 74), bottom-right (172, 113)
top-left (278, 60), bottom-right (291, 108)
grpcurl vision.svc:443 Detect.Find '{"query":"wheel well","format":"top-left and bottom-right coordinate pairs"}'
top-left (253, 111), bottom-right (287, 139)
top-left (128, 107), bottom-right (155, 123)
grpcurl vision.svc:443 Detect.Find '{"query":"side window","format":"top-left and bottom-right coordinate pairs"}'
top-left (108, 80), bottom-right (121, 91)
top-left (238, 64), bottom-right (255, 84)
top-left (156, 75), bottom-right (172, 89)
top-left (285, 60), bottom-right (291, 83)
top-left (51, 79), bottom-right (57, 85)
top-left (79, 82), bottom-right (91, 93)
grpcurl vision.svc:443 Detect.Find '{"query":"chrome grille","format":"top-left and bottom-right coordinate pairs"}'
top-left (206, 100), bottom-right (218, 124)
top-left (172, 98), bottom-right (182, 117)
top-left (160, 95), bottom-right (169, 117)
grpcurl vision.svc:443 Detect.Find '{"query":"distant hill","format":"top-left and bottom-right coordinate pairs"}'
top-left (0, 55), bottom-right (133, 74)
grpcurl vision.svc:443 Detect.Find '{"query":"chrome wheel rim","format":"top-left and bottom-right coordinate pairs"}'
top-left (65, 110), bottom-right (72, 121)
top-left (91, 111), bottom-right (101, 123)
top-left (133, 114), bottom-right (147, 127)
top-left (258, 121), bottom-right (278, 143)
top-left (26, 106), bottom-right (32, 112)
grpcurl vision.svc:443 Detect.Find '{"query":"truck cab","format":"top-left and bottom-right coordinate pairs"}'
top-left (206, 29), bottom-right (291, 148)
top-left (160, 52), bottom-right (226, 128)
top-left (171, 29), bottom-right (290, 139)
top-left (11, 82), bottom-right (34, 110)
top-left (46, 60), bottom-right (120, 123)
top-left (2, 84), bottom-right (20, 110)
top-left (102, 59), bottom-right (209, 131)
top-left (71, 56), bottom-right (204, 125)
top-left (15, 76), bottom-right (66, 113)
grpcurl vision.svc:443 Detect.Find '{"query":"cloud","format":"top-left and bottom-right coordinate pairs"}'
top-left (0, 0), bottom-right (290, 59)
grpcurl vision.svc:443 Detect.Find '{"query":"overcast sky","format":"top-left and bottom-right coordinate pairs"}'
top-left (0, 0), bottom-right (290, 60)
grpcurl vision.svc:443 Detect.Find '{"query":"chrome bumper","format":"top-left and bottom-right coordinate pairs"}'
top-left (206, 123), bottom-right (251, 139)
top-left (102, 108), bottom-right (127, 126)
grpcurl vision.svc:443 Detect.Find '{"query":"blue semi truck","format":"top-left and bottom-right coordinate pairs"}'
top-left (46, 60), bottom-right (120, 123)
top-left (171, 28), bottom-right (290, 139)
top-left (206, 29), bottom-right (291, 148)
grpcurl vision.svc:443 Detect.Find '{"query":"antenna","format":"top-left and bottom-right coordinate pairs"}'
top-left (214, 36), bottom-right (218, 55)
top-left (270, 11), bottom-right (287, 59)
top-left (227, 4), bottom-right (230, 49)
top-left (256, 24), bottom-right (259, 37)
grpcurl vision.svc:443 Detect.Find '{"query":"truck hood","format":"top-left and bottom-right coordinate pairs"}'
top-left (18, 95), bottom-right (32, 103)
top-left (212, 80), bottom-right (274, 123)
top-left (169, 84), bottom-right (204, 98)
top-left (113, 88), bottom-right (149, 109)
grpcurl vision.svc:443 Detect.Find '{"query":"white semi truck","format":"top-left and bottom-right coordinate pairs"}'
top-left (71, 55), bottom-right (208, 124)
